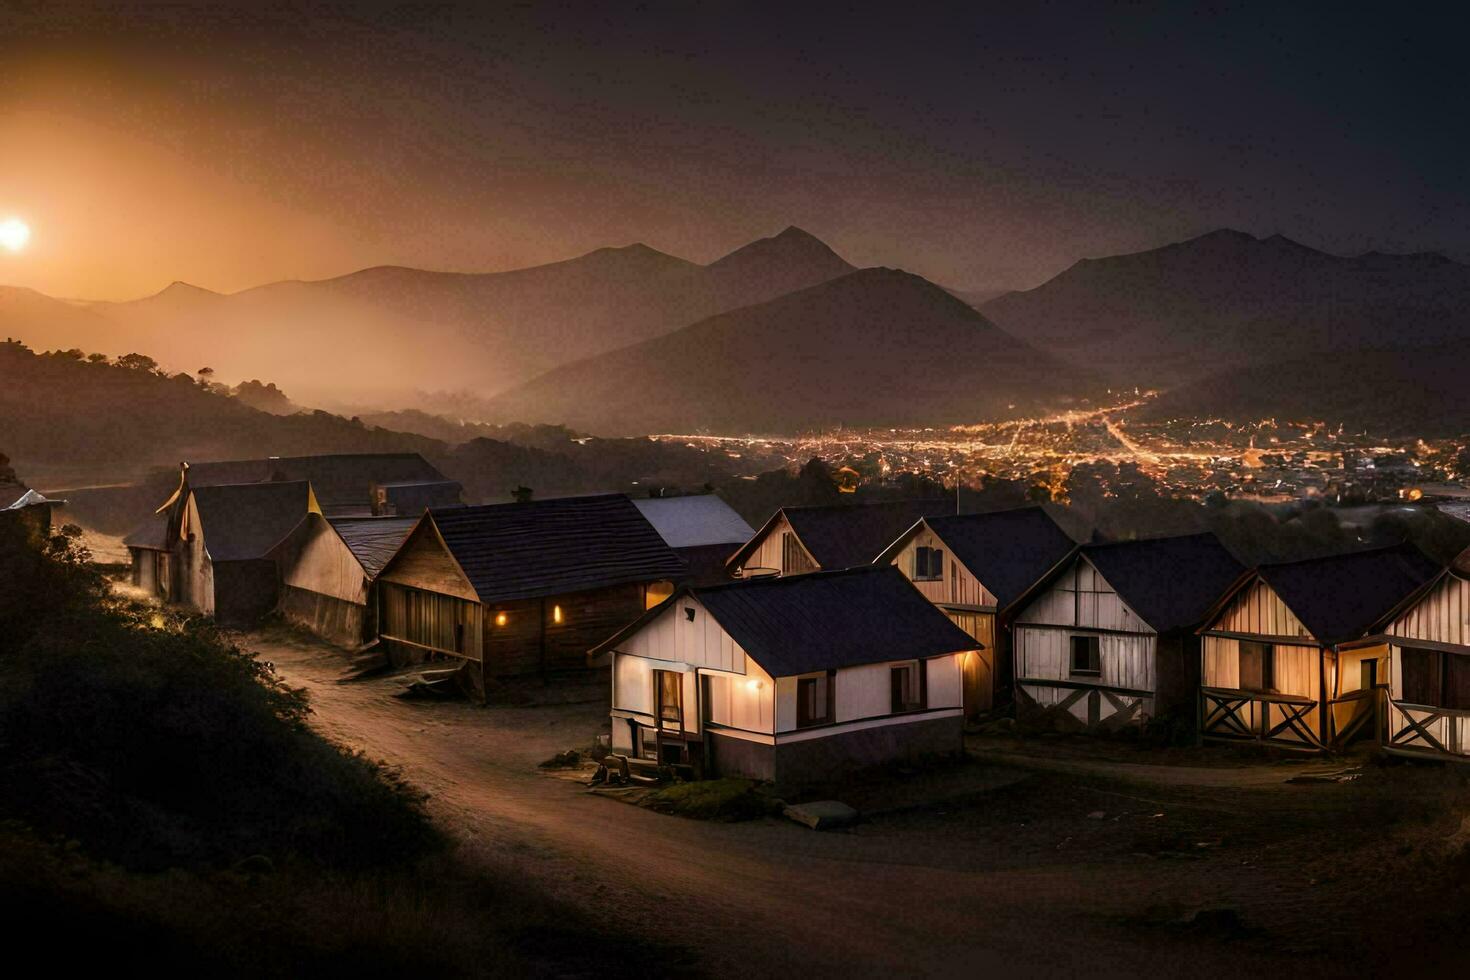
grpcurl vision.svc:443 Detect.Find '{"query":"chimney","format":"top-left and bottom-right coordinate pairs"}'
top-left (511, 485), bottom-right (534, 503)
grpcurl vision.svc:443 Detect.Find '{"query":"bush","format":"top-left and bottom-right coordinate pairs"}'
top-left (646, 778), bottom-right (769, 821)
top-left (0, 518), bottom-right (435, 871)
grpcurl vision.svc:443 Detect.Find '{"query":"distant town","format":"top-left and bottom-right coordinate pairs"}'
top-left (655, 390), bottom-right (1470, 516)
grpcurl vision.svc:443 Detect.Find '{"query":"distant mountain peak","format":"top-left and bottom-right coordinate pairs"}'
top-left (707, 225), bottom-right (852, 274)
top-left (155, 280), bottom-right (220, 299)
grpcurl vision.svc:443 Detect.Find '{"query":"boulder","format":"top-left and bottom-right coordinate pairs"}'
top-left (783, 800), bottom-right (860, 831)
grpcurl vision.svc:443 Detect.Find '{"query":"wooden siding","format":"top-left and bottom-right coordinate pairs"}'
top-left (378, 521), bottom-right (478, 601)
top-left (1013, 557), bottom-right (1151, 633)
top-left (1201, 634), bottom-right (1324, 700)
top-left (381, 582), bottom-right (483, 661)
top-left (608, 596), bottom-right (748, 674)
top-left (1208, 578), bottom-right (1313, 640)
top-left (1389, 572), bottom-right (1470, 647)
top-left (1015, 625), bottom-right (1157, 693)
top-left (890, 527), bottom-right (997, 607)
top-left (281, 515), bottom-right (368, 606)
top-left (281, 585), bottom-right (366, 648)
top-left (179, 494), bottom-right (213, 615)
top-left (482, 582), bottom-right (648, 676)
top-left (739, 515), bottom-right (818, 576)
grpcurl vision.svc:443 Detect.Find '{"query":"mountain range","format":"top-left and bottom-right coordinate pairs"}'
top-left (480, 268), bottom-right (1090, 434)
top-left (5, 225), bottom-right (1469, 433)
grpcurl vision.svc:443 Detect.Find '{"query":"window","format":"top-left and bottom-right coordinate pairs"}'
top-left (1238, 641), bottom-right (1275, 693)
top-left (655, 670), bottom-right (683, 730)
top-left (1401, 647), bottom-right (1470, 710)
top-left (890, 662), bottom-right (923, 713)
top-left (796, 673), bottom-right (833, 728)
top-left (1069, 635), bottom-right (1100, 675)
top-left (913, 546), bottom-right (944, 581)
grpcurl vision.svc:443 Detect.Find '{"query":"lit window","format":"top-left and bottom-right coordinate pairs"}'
top-left (552, 605), bottom-right (563, 624)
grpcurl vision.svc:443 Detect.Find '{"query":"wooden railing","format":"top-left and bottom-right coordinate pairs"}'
top-left (1200, 687), bottom-right (1323, 749)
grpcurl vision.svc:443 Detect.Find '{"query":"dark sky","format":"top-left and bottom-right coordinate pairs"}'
top-left (2, 1), bottom-right (1465, 298)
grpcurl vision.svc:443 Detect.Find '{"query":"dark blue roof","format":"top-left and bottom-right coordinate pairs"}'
top-left (1080, 532), bottom-right (1245, 632)
top-left (691, 565), bottom-right (979, 676)
top-left (429, 493), bottom-right (686, 603)
top-left (918, 507), bottom-right (1077, 609)
top-left (1256, 543), bottom-right (1440, 645)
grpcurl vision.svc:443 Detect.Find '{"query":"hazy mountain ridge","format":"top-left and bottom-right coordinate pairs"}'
top-left (2, 226), bottom-right (855, 405)
top-left (480, 267), bottom-right (1097, 435)
top-left (981, 229), bottom-right (1470, 386)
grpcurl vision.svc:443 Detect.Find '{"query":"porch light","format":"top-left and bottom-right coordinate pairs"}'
top-left (553, 604), bottom-right (563, 624)
top-left (496, 611), bottom-right (508, 627)
top-left (746, 678), bottom-right (763, 692)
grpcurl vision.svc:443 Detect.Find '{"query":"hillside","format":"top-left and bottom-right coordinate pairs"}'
top-left (482, 267), bottom-right (1096, 435)
top-left (1140, 343), bottom-right (1470, 435)
top-left (981, 229), bottom-right (1470, 385)
top-left (7, 226), bottom-right (854, 406)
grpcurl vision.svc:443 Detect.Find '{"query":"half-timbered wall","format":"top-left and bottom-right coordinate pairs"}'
top-left (1201, 634), bottom-right (1324, 700)
top-left (1385, 573), bottom-right (1470, 758)
top-left (1389, 572), bottom-right (1470, 647)
top-left (890, 528), bottom-right (997, 607)
top-left (1015, 628), bottom-right (1156, 693)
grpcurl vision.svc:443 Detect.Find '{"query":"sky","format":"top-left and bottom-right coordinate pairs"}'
top-left (1, 1), bottom-right (1466, 300)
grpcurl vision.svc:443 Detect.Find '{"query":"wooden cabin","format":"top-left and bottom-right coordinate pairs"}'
top-left (126, 452), bottom-right (461, 600)
top-left (1009, 533), bottom-right (1244, 732)
top-left (1, 483), bottom-right (63, 542)
top-left (278, 515), bottom-right (417, 648)
top-left (176, 480), bottom-right (317, 625)
top-left (875, 506), bottom-right (1076, 716)
top-left (1198, 543), bottom-right (1439, 752)
top-left (633, 494), bottom-right (754, 586)
top-left (590, 565), bottom-right (978, 791)
top-left (1345, 548), bottom-right (1470, 761)
top-left (373, 494), bottom-right (686, 696)
top-left (726, 498), bottom-right (952, 578)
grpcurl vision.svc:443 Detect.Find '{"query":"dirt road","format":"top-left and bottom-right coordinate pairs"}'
top-left (254, 629), bottom-right (1450, 978)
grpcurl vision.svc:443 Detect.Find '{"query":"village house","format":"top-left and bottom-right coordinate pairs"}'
top-left (277, 514), bottom-right (418, 647)
top-left (373, 494), bottom-right (686, 697)
top-left (590, 565), bottom-right (979, 789)
top-left (632, 493), bottom-right (754, 586)
top-left (124, 452), bottom-right (460, 602)
top-left (1369, 548), bottom-right (1470, 760)
top-left (1198, 543), bottom-right (1439, 751)
top-left (1008, 532), bottom-right (1244, 732)
top-left (725, 498), bottom-right (952, 578)
top-left (174, 480), bottom-right (317, 624)
top-left (875, 506), bottom-right (1077, 715)
top-left (1, 481), bottom-right (63, 541)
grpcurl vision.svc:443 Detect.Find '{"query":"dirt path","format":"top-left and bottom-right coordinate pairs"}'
top-left (967, 740), bottom-right (1349, 788)
top-left (253, 630), bottom-right (1408, 979)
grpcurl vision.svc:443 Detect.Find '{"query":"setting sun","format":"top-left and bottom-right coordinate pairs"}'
top-left (0, 218), bottom-right (30, 252)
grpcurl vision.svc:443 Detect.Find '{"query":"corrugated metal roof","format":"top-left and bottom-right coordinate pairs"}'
top-left (689, 565), bottom-right (979, 676)
top-left (429, 493), bottom-right (686, 604)
top-left (191, 480), bottom-right (311, 562)
top-left (1255, 543), bottom-right (1440, 645)
top-left (633, 495), bottom-right (754, 549)
top-left (1079, 532), bottom-right (1245, 633)
top-left (328, 516), bottom-right (419, 579)
top-left (910, 507), bottom-right (1078, 609)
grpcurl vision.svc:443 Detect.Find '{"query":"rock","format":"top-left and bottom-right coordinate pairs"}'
top-left (1087, 810), bottom-right (1106, 819)
top-left (783, 800), bottom-right (860, 831)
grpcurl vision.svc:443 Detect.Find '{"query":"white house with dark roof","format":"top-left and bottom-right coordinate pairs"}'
top-left (590, 565), bottom-right (979, 789)
top-left (875, 506), bottom-right (1077, 715)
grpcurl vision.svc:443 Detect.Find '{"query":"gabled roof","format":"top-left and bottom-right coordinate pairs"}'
top-left (632, 495), bottom-right (754, 549)
top-left (730, 498), bottom-right (954, 572)
top-left (595, 565), bottom-right (979, 677)
top-left (191, 480), bottom-right (312, 562)
top-left (1247, 543), bottom-right (1441, 646)
top-left (1, 486), bottom-right (60, 511)
top-left (1033, 532), bottom-right (1245, 633)
top-left (328, 516), bottom-right (419, 579)
top-left (123, 511), bottom-right (171, 551)
top-left (182, 453), bottom-right (451, 510)
top-left (426, 494), bottom-right (686, 604)
top-left (878, 506), bottom-right (1077, 609)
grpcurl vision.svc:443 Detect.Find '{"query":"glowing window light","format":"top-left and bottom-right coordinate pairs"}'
top-left (552, 604), bottom-right (563, 624)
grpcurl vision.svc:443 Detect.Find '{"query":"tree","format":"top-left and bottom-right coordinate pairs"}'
top-left (116, 352), bottom-right (158, 372)
top-left (197, 366), bottom-right (215, 381)
top-left (86, 352), bottom-right (109, 364)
